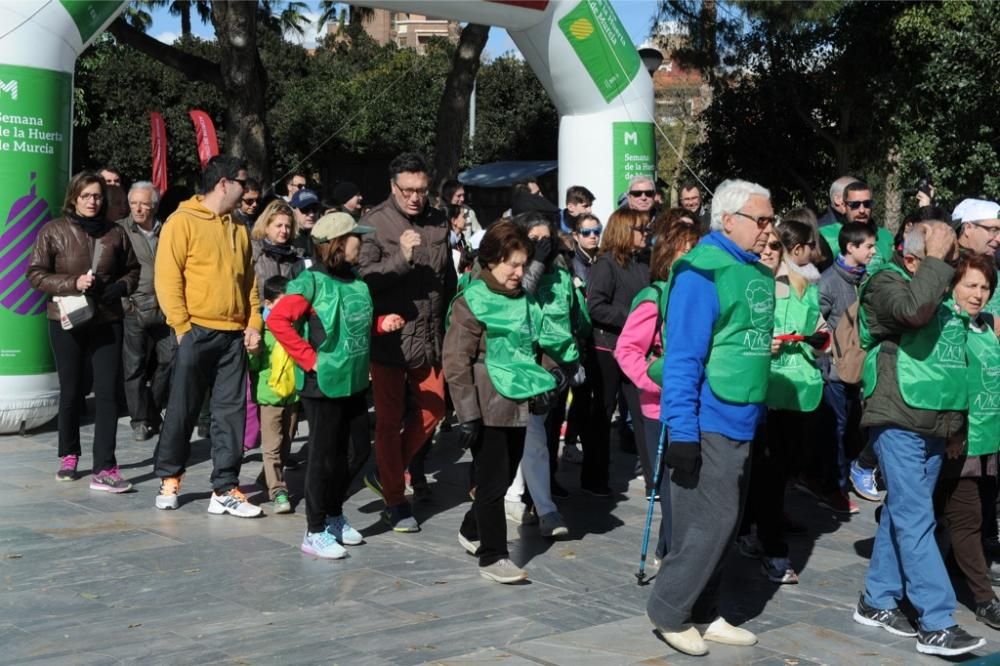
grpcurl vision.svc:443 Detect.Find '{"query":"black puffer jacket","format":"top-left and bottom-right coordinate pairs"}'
top-left (585, 251), bottom-right (649, 350)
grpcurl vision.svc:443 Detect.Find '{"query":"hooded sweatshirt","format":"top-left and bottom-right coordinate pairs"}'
top-left (155, 195), bottom-right (262, 334)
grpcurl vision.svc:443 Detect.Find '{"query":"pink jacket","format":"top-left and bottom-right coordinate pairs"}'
top-left (614, 300), bottom-right (661, 420)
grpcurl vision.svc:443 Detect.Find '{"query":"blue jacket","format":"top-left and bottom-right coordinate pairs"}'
top-left (660, 231), bottom-right (767, 442)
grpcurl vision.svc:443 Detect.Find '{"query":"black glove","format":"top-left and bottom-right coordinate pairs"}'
top-left (563, 360), bottom-right (586, 387)
top-left (99, 281), bottom-right (127, 305)
top-left (664, 440), bottom-right (701, 486)
top-left (804, 331), bottom-right (831, 351)
top-left (532, 237), bottom-right (551, 264)
top-left (456, 419), bottom-right (482, 449)
top-left (529, 389), bottom-right (557, 415)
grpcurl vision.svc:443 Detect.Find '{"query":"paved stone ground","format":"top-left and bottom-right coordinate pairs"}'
top-left (3, 407), bottom-right (999, 665)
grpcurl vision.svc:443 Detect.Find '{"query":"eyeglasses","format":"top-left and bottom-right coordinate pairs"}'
top-left (731, 211), bottom-right (776, 229)
top-left (629, 190), bottom-right (655, 198)
top-left (78, 193), bottom-right (103, 201)
top-left (766, 241), bottom-right (783, 251)
top-left (393, 182), bottom-right (429, 199)
top-left (971, 222), bottom-right (1000, 237)
top-left (242, 197), bottom-right (259, 206)
top-left (231, 178), bottom-right (247, 188)
top-left (577, 227), bottom-right (602, 237)
top-left (846, 199), bottom-right (874, 210)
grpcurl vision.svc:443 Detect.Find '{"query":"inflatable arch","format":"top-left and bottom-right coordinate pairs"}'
top-left (0, 0), bottom-right (654, 432)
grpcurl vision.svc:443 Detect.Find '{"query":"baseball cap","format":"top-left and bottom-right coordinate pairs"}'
top-left (290, 188), bottom-right (322, 210)
top-left (951, 198), bottom-right (1000, 227)
top-left (310, 212), bottom-right (374, 243)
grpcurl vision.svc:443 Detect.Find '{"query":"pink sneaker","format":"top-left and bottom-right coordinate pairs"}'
top-left (56, 454), bottom-right (79, 482)
top-left (90, 467), bottom-right (133, 493)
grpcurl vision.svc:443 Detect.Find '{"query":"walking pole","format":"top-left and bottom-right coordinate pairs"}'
top-left (636, 422), bottom-right (667, 585)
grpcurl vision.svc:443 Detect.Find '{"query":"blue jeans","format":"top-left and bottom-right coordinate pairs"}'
top-left (822, 381), bottom-right (857, 491)
top-left (863, 426), bottom-right (955, 631)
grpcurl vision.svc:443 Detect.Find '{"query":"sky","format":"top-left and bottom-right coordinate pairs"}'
top-left (148, 1), bottom-right (660, 55)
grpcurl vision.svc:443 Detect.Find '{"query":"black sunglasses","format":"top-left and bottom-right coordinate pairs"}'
top-left (846, 199), bottom-right (874, 210)
top-left (767, 241), bottom-right (783, 251)
top-left (231, 177), bottom-right (247, 188)
top-left (629, 190), bottom-right (655, 198)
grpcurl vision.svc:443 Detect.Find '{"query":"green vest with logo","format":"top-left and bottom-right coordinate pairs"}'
top-left (462, 279), bottom-right (556, 400)
top-left (967, 318), bottom-right (1000, 456)
top-left (818, 223), bottom-right (894, 271)
top-left (765, 281), bottom-right (824, 412)
top-left (287, 268), bottom-right (372, 399)
top-left (536, 265), bottom-right (584, 364)
top-left (670, 243), bottom-right (775, 403)
top-left (859, 262), bottom-right (968, 410)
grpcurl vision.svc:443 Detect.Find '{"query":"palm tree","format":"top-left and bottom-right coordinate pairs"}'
top-left (316, 1), bottom-right (374, 35)
top-left (260, 0), bottom-right (311, 38)
top-left (142, 0), bottom-right (211, 38)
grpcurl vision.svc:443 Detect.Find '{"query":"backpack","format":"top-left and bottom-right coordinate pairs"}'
top-left (830, 301), bottom-right (866, 385)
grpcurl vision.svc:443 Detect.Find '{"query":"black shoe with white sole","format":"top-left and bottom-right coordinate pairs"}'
top-left (852, 594), bottom-right (917, 637)
top-left (977, 597), bottom-right (1000, 630)
top-left (916, 625), bottom-right (985, 656)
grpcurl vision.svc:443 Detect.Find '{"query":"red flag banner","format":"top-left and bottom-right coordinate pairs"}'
top-left (149, 112), bottom-right (168, 196)
top-left (189, 109), bottom-right (219, 169)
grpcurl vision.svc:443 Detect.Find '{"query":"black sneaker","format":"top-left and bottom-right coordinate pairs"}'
top-left (916, 625), bottom-right (986, 656)
top-left (550, 480), bottom-right (570, 500)
top-left (852, 594), bottom-right (917, 637)
top-left (132, 422), bottom-right (153, 441)
top-left (976, 598), bottom-right (1000, 630)
top-left (581, 483), bottom-right (613, 498)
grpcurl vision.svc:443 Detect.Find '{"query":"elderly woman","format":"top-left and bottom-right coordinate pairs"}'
top-left (27, 172), bottom-right (139, 491)
top-left (935, 253), bottom-right (1000, 629)
top-left (444, 220), bottom-right (559, 584)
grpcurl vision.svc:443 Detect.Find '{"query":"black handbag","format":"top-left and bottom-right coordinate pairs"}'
top-left (130, 292), bottom-right (166, 328)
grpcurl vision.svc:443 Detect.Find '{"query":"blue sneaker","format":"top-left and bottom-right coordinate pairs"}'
top-left (301, 530), bottom-right (347, 559)
top-left (326, 515), bottom-right (363, 546)
top-left (850, 460), bottom-right (881, 502)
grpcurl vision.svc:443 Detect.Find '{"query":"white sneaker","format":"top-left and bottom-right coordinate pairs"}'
top-left (659, 627), bottom-right (707, 656)
top-left (703, 617), bottom-right (757, 646)
top-left (504, 500), bottom-right (538, 525)
top-left (458, 532), bottom-right (480, 555)
top-left (154, 475), bottom-right (181, 510)
top-left (207, 488), bottom-right (263, 518)
top-left (301, 530), bottom-right (347, 559)
top-left (479, 558), bottom-right (528, 584)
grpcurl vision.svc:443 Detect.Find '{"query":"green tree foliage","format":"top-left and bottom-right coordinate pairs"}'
top-left (661, 0), bottom-right (1000, 219)
top-left (74, 25), bottom-right (557, 191)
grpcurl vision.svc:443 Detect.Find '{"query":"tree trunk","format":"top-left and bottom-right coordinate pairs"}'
top-left (179, 1), bottom-right (192, 37)
top-left (210, 2), bottom-right (272, 185)
top-left (884, 147), bottom-right (902, 234)
top-left (432, 23), bottom-right (489, 195)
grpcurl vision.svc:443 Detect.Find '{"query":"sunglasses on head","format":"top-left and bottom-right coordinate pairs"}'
top-left (629, 190), bottom-right (655, 198)
top-left (846, 199), bottom-right (874, 210)
top-left (577, 227), bottom-right (601, 237)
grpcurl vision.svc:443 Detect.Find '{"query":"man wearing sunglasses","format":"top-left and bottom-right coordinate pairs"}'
top-left (358, 152), bottom-right (455, 533)
top-left (234, 177), bottom-right (261, 231)
top-left (625, 175), bottom-right (657, 214)
top-left (819, 180), bottom-right (895, 272)
top-left (647, 179), bottom-right (774, 656)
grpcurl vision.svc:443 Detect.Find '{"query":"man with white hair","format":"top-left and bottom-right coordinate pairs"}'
top-left (625, 175), bottom-right (656, 214)
top-left (118, 182), bottom-right (175, 441)
top-left (646, 179), bottom-right (775, 656)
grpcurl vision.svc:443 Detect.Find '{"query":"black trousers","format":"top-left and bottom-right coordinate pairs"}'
top-left (740, 413), bottom-right (803, 558)
top-left (153, 325), bottom-right (246, 492)
top-left (301, 391), bottom-right (369, 533)
top-left (581, 349), bottom-right (621, 489)
top-left (937, 475), bottom-right (995, 605)
top-left (49, 319), bottom-right (122, 471)
top-left (460, 425), bottom-right (526, 566)
top-left (121, 312), bottom-right (176, 428)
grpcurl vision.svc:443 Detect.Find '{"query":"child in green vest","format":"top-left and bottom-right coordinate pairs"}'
top-left (267, 213), bottom-right (404, 560)
top-left (250, 275), bottom-right (299, 514)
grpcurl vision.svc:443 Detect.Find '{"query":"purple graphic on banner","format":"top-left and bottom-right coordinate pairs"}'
top-left (0, 173), bottom-right (52, 316)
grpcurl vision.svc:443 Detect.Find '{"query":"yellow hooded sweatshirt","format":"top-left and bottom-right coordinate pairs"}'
top-left (155, 195), bottom-right (262, 334)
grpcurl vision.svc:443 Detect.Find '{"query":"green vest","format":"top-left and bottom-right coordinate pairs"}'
top-left (463, 279), bottom-right (556, 400)
top-left (287, 268), bottom-right (372, 399)
top-left (982, 269), bottom-right (1000, 319)
top-left (818, 223), bottom-right (894, 271)
top-left (670, 243), bottom-right (775, 403)
top-left (859, 262), bottom-right (968, 410)
top-left (967, 319), bottom-right (1000, 456)
top-left (765, 280), bottom-right (823, 412)
top-left (629, 281), bottom-right (668, 384)
top-left (536, 266), bottom-right (582, 364)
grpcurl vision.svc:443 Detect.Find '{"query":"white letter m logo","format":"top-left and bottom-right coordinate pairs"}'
top-left (623, 131), bottom-right (638, 146)
top-left (0, 80), bottom-right (17, 100)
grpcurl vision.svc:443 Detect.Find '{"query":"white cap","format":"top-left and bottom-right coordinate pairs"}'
top-left (951, 198), bottom-right (1000, 225)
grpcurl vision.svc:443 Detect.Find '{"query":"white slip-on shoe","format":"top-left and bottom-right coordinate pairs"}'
top-left (659, 627), bottom-right (708, 656)
top-left (703, 617), bottom-right (757, 646)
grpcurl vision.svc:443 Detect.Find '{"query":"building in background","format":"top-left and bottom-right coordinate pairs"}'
top-left (331, 9), bottom-right (460, 53)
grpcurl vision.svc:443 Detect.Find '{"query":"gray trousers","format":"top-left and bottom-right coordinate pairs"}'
top-left (646, 431), bottom-right (752, 631)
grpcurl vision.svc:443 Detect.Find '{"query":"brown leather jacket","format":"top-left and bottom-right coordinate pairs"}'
top-left (358, 196), bottom-right (456, 368)
top-left (27, 216), bottom-right (140, 323)
top-left (442, 280), bottom-right (530, 428)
